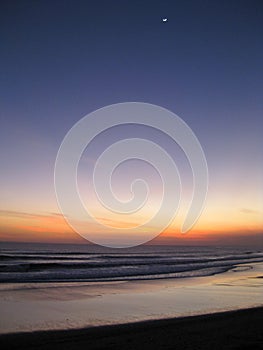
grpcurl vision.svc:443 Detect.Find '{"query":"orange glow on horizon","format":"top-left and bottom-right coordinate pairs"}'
top-left (0, 208), bottom-right (262, 245)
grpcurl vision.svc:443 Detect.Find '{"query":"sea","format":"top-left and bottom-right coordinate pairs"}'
top-left (1, 242), bottom-right (263, 283)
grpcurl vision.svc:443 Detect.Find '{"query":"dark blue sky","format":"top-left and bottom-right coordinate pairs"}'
top-left (0, 0), bottom-right (262, 242)
top-left (1, 1), bottom-right (262, 133)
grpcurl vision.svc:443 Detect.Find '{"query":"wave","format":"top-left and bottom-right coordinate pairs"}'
top-left (0, 245), bottom-right (262, 283)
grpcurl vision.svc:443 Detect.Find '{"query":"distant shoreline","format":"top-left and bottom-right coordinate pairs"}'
top-left (1, 307), bottom-right (263, 350)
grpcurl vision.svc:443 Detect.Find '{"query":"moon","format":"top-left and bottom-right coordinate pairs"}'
top-left (162, 18), bottom-right (168, 22)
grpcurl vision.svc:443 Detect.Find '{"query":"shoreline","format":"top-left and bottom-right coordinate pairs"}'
top-left (0, 262), bottom-right (263, 335)
top-left (1, 307), bottom-right (263, 349)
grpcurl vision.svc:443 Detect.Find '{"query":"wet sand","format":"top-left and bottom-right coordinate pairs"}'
top-left (1, 307), bottom-right (263, 350)
top-left (0, 262), bottom-right (263, 349)
top-left (1, 262), bottom-right (263, 334)
top-left (0, 263), bottom-right (263, 334)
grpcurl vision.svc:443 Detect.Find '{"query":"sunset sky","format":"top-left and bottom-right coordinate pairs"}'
top-left (1, 1), bottom-right (262, 246)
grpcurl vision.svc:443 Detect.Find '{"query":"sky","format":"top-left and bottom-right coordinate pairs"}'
top-left (0, 0), bottom-right (262, 246)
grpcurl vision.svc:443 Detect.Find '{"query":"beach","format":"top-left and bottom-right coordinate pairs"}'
top-left (0, 245), bottom-right (263, 349)
top-left (1, 307), bottom-right (263, 350)
top-left (0, 263), bottom-right (263, 350)
top-left (0, 261), bottom-right (263, 334)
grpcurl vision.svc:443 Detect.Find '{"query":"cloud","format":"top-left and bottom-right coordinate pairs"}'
top-left (0, 210), bottom-right (38, 219)
top-left (0, 210), bottom-right (66, 219)
top-left (0, 210), bottom-right (71, 234)
top-left (240, 208), bottom-right (261, 215)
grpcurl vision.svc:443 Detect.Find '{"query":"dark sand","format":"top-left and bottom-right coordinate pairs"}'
top-left (1, 307), bottom-right (263, 350)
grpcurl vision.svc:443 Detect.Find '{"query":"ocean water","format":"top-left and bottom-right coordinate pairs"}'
top-left (0, 242), bottom-right (263, 283)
